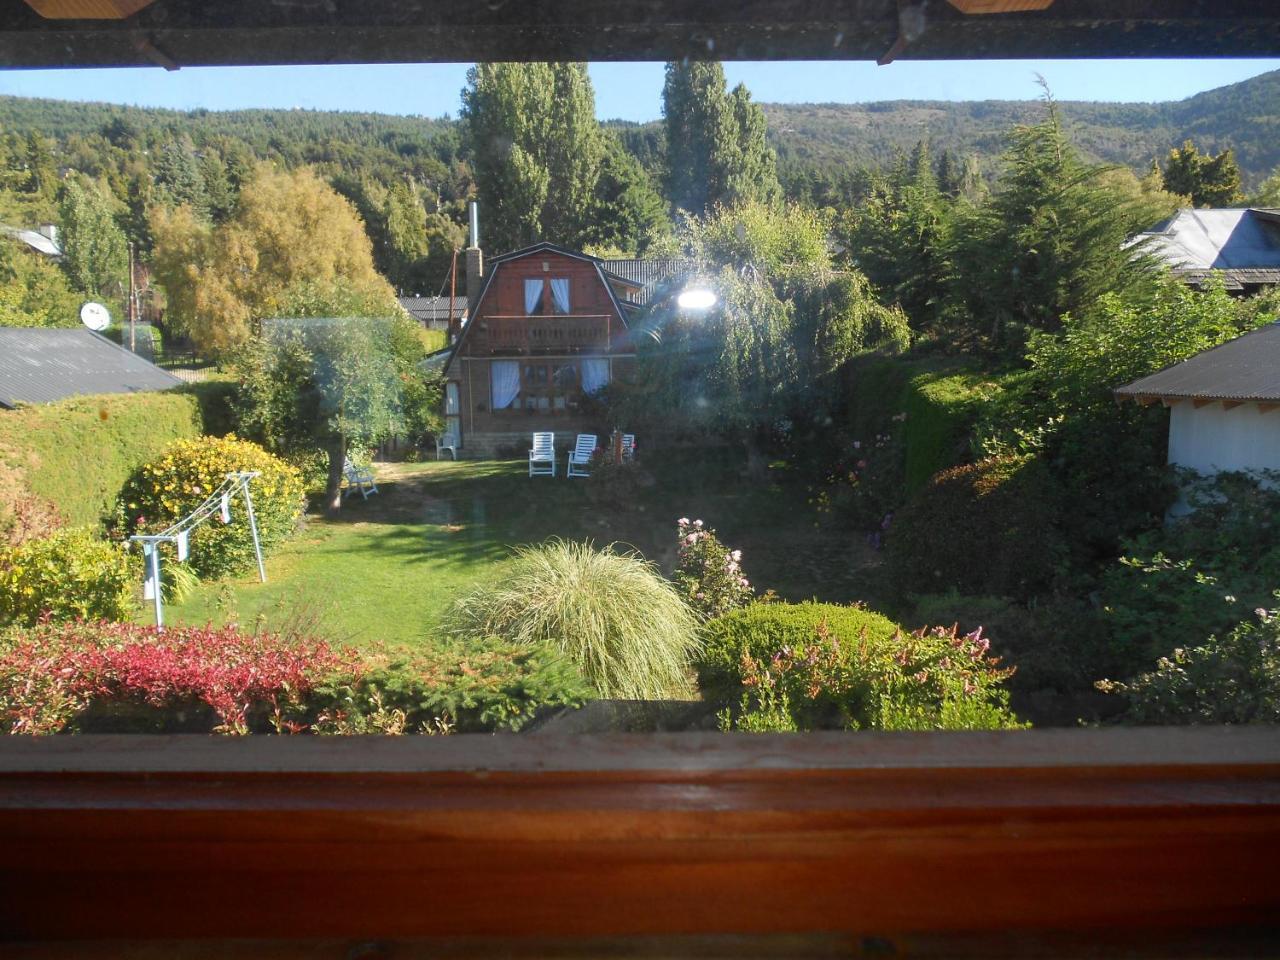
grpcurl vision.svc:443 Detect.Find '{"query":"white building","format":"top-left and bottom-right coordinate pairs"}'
top-left (1115, 322), bottom-right (1280, 477)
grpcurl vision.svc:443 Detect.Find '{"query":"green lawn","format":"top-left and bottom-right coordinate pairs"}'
top-left (161, 453), bottom-right (881, 650)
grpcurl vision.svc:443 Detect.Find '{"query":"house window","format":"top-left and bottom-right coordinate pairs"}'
top-left (501, 360), bottom-right (583, 413)
top-left (523, 277), bottom-right (571, 315)
top-left (490, 360), bottom-right (521, 410)
top-left (549, 278), bottom-right (571, 314)
top-left (524, 278), bottom-right (546, 316)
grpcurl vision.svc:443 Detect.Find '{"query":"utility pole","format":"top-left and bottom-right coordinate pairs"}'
top-left (127, 241), bottom-right (136, 353)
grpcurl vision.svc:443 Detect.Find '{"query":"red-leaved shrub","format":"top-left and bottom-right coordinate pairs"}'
top-left (0, 619), bottom-right (355, 734)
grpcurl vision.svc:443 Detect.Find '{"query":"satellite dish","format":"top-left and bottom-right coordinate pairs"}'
top-left (80, 302), bottom-right (111, 332)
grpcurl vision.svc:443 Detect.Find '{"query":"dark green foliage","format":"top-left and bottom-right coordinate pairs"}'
top-left (887, 455), bottom-right (1064, 601)
top-left (1098, 606), bottom-right (1280, 725)
top-left (1099, 472), bottom-right (1280, 675)
top-left (176, 379), bottom-right (240, 438)
top-left (1161, 139), bottom-right (1244, 206)
top-left (0, 391), bottom-right (203, 531)
top-left (976, 279), bottom-right (1273, 560)
top-left (0, 528), bottom-right (134, 627)
top-left (581, 133), bottom-right (671, 256)
top-left (313, 637), bottom-right (591, 733)
top-left (840, 146), bottom-right (955, 332)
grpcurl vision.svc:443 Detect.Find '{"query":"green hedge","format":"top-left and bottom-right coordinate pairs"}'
top-left (902, 370), bottom-right (997, 494)
top-left (840, 354), bottom-right (1001, 496)
top-left (0, 392), bottom-right (204, 532)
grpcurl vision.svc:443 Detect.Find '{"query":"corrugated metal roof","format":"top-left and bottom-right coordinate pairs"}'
top-left (0, 327), bottom-right (183, 408)
top-left (1114, 321), bottom-right (1280, 404)
top-left (602, 259), bottom-right (700, 305)
top-left (2, 225), bottom-right (62, 257)
top-left (398, 295), bottom-right (467, 326)
top-left (1137, 208), bottom-right (1280, 273)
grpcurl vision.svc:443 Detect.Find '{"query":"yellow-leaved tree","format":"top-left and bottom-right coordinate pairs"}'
top-left (150, 164), bottom-right (397, 354)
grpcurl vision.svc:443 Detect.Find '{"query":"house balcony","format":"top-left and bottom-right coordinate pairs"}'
top-left (475, 314), bottom-right (611, 355)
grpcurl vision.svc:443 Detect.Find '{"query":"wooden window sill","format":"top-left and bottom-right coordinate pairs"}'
top-left (2, 727), bottom-right (1279, 950)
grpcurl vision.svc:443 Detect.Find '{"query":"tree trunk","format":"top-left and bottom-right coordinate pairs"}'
top-left (324, 436), bottom-right (346, 515)
top-left (742, 433), bottom-right (769, 483)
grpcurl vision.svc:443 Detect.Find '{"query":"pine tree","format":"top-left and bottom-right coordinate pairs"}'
top-left (583, 133), bottom-right (671, 256)
top-left (949, 97), bottom-right (1159, 350)
top-left (152, 137), bottom-right (210, 217)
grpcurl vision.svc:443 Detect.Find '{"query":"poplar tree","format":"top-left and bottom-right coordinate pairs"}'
top-left (57, 177), bottom-right (127, 299)
top-left (461, 62), bottom-right (602, 251)
top-left (662, 62), bottom-right (779, 215)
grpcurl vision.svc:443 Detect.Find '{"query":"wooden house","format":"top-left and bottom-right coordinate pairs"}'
top-left (440, 242), bottom-right (651, 458)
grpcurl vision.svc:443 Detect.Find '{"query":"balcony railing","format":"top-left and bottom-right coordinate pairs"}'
top-left (477, 314), bottom-right (611, 354)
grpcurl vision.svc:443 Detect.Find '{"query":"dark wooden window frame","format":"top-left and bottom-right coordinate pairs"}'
top-left (2, 728), bottom-right (1279, 952)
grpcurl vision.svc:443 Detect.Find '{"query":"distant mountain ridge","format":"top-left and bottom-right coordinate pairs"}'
top-left (757, 69), bottom-right (1280, 187)
top-left (1, 67), bottom-right (1277, 189)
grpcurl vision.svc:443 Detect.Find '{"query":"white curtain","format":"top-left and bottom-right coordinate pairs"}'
top-left (524, 278), bottom-right (544, 314)
top-left (581, 358), bottom-right (610, 395)
top-left (490, 360), bottom-right (520, 410)
top-left (549, 278), bottom-right (571, 314)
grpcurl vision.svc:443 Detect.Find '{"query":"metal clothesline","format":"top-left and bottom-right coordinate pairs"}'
top-left (129, 471), bottom-right (266, 629)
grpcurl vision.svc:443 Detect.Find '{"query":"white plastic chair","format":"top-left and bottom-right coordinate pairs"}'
top-left (342, 457), bottom-right (378, 500)
top-left (529, 432), bottom-right (556, 477)
top-left (621, 434), bottom-right (636, 462)
top-left (434, 429), bottom-right (459, 461)
top-left (566, 434), bottom-right (597, 478)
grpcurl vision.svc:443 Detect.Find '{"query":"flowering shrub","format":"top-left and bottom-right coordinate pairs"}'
top-left (0, 619), bottom-right (355, 735)
top-left (674, 518), bottom-right (753, 619)
top-left (808, 425), bottom-right (904, 538)
top-left (0, 528), bottom-right (134, 627)
top-left (585, 439), bottom-right (642, 507)
top-left (116, 435), bottom-right (305, 579)
top-left (1097, 603), bottom-right (1280, 725)
top-left (703, 601), bottom-right (1024, 731)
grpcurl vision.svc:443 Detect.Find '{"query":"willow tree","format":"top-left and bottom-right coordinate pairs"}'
top-left (461, 62), bottom-right (603, 251)
top-left (628, 202), bottom-right (907, 477)
top-left (150, 164), bottom-right (395, 354)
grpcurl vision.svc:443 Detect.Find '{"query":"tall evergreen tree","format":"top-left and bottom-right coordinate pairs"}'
top-left (949, 97), bottom-right (1160, 350)
top-left (662, 62), bottom-right (779, 215)
top-left (461, 62), bottom-right (602, 252)
top-left (152, 137), bottom-right (209, 217)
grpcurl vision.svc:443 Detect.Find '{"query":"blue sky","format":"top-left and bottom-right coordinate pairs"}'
top-left (1, 59), bottom-right (1277, 121)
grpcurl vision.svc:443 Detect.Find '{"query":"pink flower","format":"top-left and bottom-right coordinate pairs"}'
top-left (693, 519), bottom-right (703, 528)
top-left (685, 534), bottom-right (697, 544)
top-left (678, 517), bottom-right (690, 526)
top-left (730, 550), bottom-right (742, 562)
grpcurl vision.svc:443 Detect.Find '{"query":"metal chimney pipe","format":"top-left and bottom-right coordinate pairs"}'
top-left (468, 200), bottom-right (480, 250)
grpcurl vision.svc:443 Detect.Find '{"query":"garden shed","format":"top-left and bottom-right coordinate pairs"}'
top-left (1114, 320), bottom-right (1280, 476)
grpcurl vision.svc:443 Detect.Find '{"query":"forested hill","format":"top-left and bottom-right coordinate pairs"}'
top-left (759, 68), bottom-right (1280, 190)
top-left (1, 65), bottom-right (1277, 197)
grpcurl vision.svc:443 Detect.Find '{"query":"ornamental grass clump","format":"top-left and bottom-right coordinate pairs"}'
top-left (445, 539), bottom-right (701, 699)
